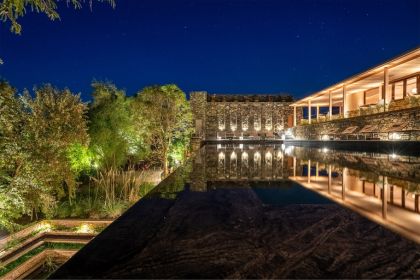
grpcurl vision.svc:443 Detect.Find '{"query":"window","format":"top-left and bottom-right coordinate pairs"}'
top-left (406, 77), bottom-right (417, 95)
top-left (394, 81), bottom-right (404, 100)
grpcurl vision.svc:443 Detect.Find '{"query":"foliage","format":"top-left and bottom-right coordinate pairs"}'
top-left (88, 82), bottom-right (148, 170)
top-left (0, 0), bottom-right (115, 34)
top-left (0, 242), bottom-right (84, 277)
top-left (135, 84), bottom-right (193, 175)
top-left (66, 143), bottom-right (94, 176)
top-left (55, 168), bottom-right (156, 219)
top-left (0, 82), bottom-right (89, 231)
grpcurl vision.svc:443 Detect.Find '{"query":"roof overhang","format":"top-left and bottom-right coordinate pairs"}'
top-left (291, 47), bottom-right (420, 107)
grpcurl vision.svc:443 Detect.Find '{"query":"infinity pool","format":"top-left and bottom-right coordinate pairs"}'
top-left (52, 144), bottom-right (420, 279)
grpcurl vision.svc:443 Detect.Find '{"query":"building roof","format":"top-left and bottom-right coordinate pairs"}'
top-left (291, 47), bottom-right (420, 107)
top-left (207, 94), bottom-right (294, 102)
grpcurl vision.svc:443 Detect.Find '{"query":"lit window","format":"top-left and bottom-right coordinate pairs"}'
top-left (394, 81), bottom-right (404, 100)
top-left (406, 77), bottom-right (417, 95)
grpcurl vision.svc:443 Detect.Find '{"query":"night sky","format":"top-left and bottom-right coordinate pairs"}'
top-left (0, 0), bottom-right (419, 101)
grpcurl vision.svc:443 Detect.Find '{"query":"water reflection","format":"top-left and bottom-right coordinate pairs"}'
top-left (192, 144), bottom-right (420, 243)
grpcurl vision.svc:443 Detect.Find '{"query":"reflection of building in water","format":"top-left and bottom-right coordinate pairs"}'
top-left (190, 144), bottom-right (420, 242)
top-left (190, 92), bottom-right (300, 140)
top-left (289, 146), bottom-right (420, 243)
top-left (190, 144), bottom-right (293, 191)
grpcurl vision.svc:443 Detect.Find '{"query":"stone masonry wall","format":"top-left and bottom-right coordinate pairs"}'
top-left (292, 107), bottom-right (420, 140)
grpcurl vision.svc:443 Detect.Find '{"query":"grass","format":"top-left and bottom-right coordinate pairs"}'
top-left (0, 242), bottom-right (84, 277)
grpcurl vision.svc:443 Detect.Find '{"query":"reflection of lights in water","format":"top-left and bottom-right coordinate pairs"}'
top-left (265, 151), bottom-right (272, 166)
top-left (254, 151), bottom-right (261, 167)
top-left (322, 147), bottom-right (329, 153)
top-left (242, 151), bottom-right (249, 166)
top-left (218, 152), bottom-right (225, 161)
top-left (285, 146), bottom-right (293, 155)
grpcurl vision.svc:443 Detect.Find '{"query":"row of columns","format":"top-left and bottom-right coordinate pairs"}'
top-left (292, 67), bottom-right (390, 126)
top-left (297, 160), bottom-right (390, 219)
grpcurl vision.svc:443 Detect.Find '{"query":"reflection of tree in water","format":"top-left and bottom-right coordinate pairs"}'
top-left (150, 162), bottom-right (192, 199)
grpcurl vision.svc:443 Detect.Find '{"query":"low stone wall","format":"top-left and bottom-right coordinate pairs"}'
top-left (292, 107), bottom-right (420, 141)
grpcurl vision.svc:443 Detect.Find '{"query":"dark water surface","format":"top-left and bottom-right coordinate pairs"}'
top-left (52, 144), bottom-right (420, 279)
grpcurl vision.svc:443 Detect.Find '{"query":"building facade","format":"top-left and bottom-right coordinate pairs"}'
top-left (190, 92), bottom-right (299, 140)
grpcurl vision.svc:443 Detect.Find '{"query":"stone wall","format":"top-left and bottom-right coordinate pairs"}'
top-left (292, 107), bottom-right (420, 141)
top-left (190, 92), bottom-right (300, 140)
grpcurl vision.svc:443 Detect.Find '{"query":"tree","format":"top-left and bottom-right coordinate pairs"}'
top-left (0, 82), bottom-right (89, 230)
top-left (135, 84), bottom-right (193, 175)
top-left (88, 82), bottom-right (148, 170)
top-left (0, 0), bottom-right (115, 34)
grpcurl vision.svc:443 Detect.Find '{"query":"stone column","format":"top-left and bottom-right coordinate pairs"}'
top-left (329, 91), bottom-right (333, 120)
top-left (342, 85), bottom-right (347, 118)
top-left (383, 67), bottom-right (389, 112)
top-left (382, 176), bottom-right (388, 219)
top-left (316, 106), bottom-right (320, 122)
top-left (328, 165), bottom-right (332, 194)
top-left (307, 160), bottom-right (311, 183)
top-left (308, 100), bottom-right (312, 124)
top-left (342, 168), bottom-right (346, 200)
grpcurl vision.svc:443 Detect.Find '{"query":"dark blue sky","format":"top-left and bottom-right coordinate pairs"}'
top-left (0, 0), bottom-right (419, 100)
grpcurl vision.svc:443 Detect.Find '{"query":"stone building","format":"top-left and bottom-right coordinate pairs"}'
top-left (190, 91), bottom-right (299, 140)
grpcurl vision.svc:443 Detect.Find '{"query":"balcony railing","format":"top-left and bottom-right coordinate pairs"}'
top-left (299, 96), bottom-right (420, 125)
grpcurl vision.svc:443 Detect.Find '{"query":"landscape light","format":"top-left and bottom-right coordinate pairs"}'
top-left (77, 223), bottom-right (93, 233)
top-left (36, 222), bottom-right (52, 233)
top-left (322, 147), bottom-right (329, 153)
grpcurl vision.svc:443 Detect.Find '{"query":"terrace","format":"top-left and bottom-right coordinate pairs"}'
top-left (290, 48), bottom-right (420, 127)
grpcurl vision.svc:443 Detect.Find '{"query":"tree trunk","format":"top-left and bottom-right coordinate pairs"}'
top-left (163, 151), bottom-right (169, 176)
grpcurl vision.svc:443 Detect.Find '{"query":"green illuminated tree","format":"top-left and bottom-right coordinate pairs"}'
top-left (135, 84), bottom-right (193, 175)
top-left (0, 82), bottom-right (89, 230)
top-left (0, 0), bottom-right (115, 34)
top-left (88, 82), bottom-right (148, 170)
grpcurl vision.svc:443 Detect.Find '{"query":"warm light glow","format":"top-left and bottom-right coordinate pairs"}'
top-left (390, 153), bottom-right (398, 159)
top-left (411, 88), bottom-right (417, 94)
top-left (285, 146), bottom-right (293, 155)
top-left (265, 117), bottom-right (272, 131)
top-left (239, 144), bottom-right (243, 149)
top-left (35, 222), bottom-right (52, 233)
top-left (321, 135), bottom-right (329, 141)
top-left (230, 151), bottom-right (237, 160)
top-left (322, 147), bottom-right (329, 153)
top-left (217, 144), bottom-right (221, 149)
top-left (265, 151), bottom-right (272, 166)
top-left (389, 132), bottom-right (401, 140)
top-left (77, 223), bottom-right (94, 233)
